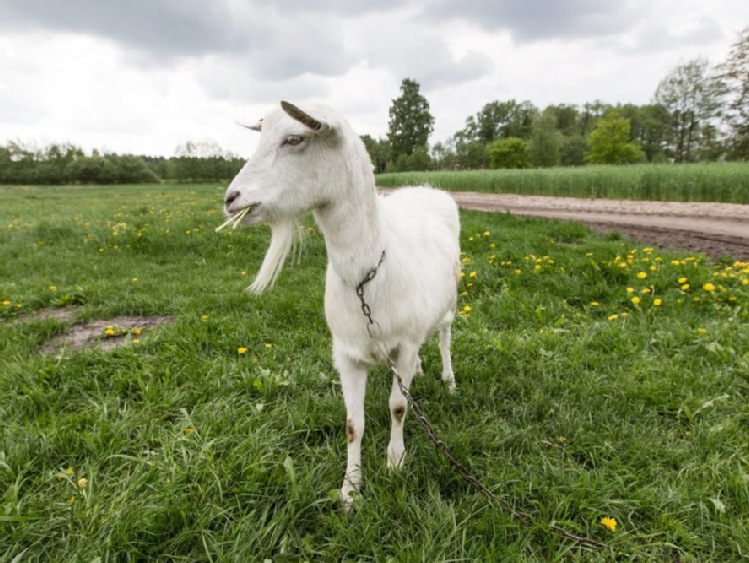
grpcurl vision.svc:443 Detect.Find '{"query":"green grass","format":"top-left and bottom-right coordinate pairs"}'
top-left (376, 163), bottom-right (749, 203)
top-left (1, 183), bottom-right (748, 560)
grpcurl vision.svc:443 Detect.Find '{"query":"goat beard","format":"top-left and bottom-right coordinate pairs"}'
top-left (247, 219), bottom-right (300, 294)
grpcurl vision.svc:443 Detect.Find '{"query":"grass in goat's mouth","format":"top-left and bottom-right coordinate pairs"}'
top-left (215, 204), bottom-right (256, 232)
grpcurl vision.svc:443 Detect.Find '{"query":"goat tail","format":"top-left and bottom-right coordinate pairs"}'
top-left (247, 219), bottom-right (298, 294)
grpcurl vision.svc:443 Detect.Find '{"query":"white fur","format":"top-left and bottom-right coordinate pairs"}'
top-left (224, 102), bottom-right (461, 507)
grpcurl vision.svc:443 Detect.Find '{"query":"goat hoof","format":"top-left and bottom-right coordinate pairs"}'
top-left (339, 487), bottom-right (361, 513)
top-left (386, 447), bottom-right (407, 471)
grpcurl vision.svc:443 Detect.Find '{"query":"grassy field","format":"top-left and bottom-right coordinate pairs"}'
top-left (375, 163), bottom-right (749, 203)
top-left (1, 183), bottom-right (748, 560)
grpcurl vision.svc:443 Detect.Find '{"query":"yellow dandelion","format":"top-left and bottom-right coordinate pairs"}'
top-left (241, 271), bottom-right (247, 276)
top-left (621, 312), bottom-right (629, 318)
top-left (131, 277), bottom-right (138, 283)
top-left (514, 269), bottom-right (522, 275)
top-left (132, 339), bottom-right (140, 345)
top-left (649, 265), bottom-right (657, 271)
top-left (483, 231), bottom-right (490, 236)
top-left (104, 327), bottom-right (116, 337)
top-left (608, 314), bottom-right (618, 321)
top-left (591, 301), bottom-right (599, 307)
top-left (626, 287), bottom-right (634, 294)
top-left (463, 305), bottom-right (472, 312)
top-left (49, 285), bottom-right (57, 291)
top-left (65, 467), bottom-right (75, 476)
top-left (2, 299), bottom-right (10, 306)
top-left (201, 314), bottom-right (209, 321)
top-left (681, 283), bottom-right (690, 291)
top-left (653, 298), bottom-right (663, 306)
top-left (264, 343), bottom-right (273, 349)
top-left (697, 327), bottom-right (706, 334)
top-left (641, 288), bottom-right (651, 294)
top-left (185, 427), bottom-right (194, 435)
top-left (77, 477), bottom-right (89, 489)
top-left (703, 282), bottom-right (716, 292)
top-left (132, 327), bottom-right (142, 336)
top-left (636, 272), bottom-right (647, 279)
top-left (678, 277), bottom-right (687, 284)
top-left (238, 347), bottom-right (248, 355)
top-left (600, 516), bottom-right (618, 532)
top-left (469, 271), bottom-right (477, 278)
top-left (631, 296), bottom-right (641, 305)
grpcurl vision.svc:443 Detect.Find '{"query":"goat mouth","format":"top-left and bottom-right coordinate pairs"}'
top-left (216, 203), bottom-right (261, 232)
top-left (225, 202), bottom-right (260, 218)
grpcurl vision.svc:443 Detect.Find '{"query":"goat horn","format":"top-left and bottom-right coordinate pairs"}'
top-left (236, 119), bottom-right (262, 132)
top-left (281, 101), bottom-right (322, 131)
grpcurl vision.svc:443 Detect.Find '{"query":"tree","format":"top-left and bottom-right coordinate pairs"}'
top-left (455, 99), bottom-right (537, 144)
top-left (487, 137), bottom-right (528, 169)
top-left (360, 135), bottom-right (390, 174)
top-left (637, 104), bottom-right (671, 162)
top-left (430, 141), bottom-right (458, 170)
top-left (66, 156), bottom-right (117, 184)
top-left (454, 141), bottom-right (488, 169)
top-left (528, 110), bottom-right (561, 167)
top-left (653, 58), bottom-right (722, 162)
top-left (387, 78), bottom-right (434, 162)
top-left (560, 136), bottom-right (586, 166)
top-left (717, 27), bottom-right (749, 160)
top-left (586, 113), bottom-right (643, 164)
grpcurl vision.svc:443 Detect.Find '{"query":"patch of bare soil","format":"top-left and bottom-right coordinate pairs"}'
top-left (16, 307), bottom-right (82, 324)
top-left (382, 190), bottom-right (749, 261)
top-left (40, 315), bottom-right (174, 355)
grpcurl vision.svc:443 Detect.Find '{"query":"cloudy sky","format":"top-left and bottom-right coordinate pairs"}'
top-left (1, 0), bottom-right (747, 157)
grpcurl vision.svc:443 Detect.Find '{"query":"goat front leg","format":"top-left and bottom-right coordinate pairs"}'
top-left (337, 356), bottom-right (368, 509)
top-left (387, 344), bottom-right (419, 470)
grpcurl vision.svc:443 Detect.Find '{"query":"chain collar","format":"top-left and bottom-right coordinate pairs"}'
top-left (355, 249), bottom-right (386, 326)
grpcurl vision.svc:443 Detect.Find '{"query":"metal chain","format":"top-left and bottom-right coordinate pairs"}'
top-left (355, 253), bottom-right (606, 550)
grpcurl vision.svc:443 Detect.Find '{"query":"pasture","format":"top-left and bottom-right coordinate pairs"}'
top-left (1, 183), bottom-right (748, 560)
top-left (376, 163), bottom-right (749, 203)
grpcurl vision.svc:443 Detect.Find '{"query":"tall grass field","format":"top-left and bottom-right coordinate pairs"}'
top-left (1, 183), bottom-right (748, 560)
top-left (376, 163), bottom-right (749, 203)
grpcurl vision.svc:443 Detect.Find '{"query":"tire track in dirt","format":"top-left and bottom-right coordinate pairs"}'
top-left (381, 189), bottom-right (749, 261)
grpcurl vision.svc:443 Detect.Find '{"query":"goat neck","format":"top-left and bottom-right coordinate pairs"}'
top-left (312, 157), bottom-right (384, 287)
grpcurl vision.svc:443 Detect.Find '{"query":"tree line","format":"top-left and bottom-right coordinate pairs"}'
top-left (370, 27), bottom-right (749, 172)
top-left (2, 28), bottom-right (746, 185)
top-left (0, 140), bottom-right (245, 185)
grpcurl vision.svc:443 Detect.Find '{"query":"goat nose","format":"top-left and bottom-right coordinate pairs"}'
top-left (225, 190), bottom-right (240, 205)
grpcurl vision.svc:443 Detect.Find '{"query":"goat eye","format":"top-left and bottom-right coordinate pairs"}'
top-left (283, 135), bottom-right (304, 147)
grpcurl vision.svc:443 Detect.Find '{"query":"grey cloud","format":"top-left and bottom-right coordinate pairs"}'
top-left (196, 58), bottom-right (332, 104)
top-left (263, 0), bottom-right (405, 16)
top-left (360, 28), bottom-right (493, 90)
top-left (0, 0), bottom-right (256, 57)
top-left (0, 0), bottom-right (359, 84)
top-left (421, 0), bottom-right (642, 42)
top-left (621, 17), bottom-right (725, 54)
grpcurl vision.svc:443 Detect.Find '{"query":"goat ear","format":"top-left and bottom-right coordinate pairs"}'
top-left (280, 101), bottom-right (328, 133)
top-left (237, 119), bottom-right (262, 132)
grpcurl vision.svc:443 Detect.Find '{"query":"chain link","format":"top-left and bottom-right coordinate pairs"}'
top-left (355, 252), bottom-right (606, 550)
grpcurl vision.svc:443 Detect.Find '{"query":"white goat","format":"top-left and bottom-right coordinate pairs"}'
top-left (223, 101), bottom-right (461, 506)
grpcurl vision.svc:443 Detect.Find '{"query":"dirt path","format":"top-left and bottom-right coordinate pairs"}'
top-left (385, 190), bottom-right (749, 261)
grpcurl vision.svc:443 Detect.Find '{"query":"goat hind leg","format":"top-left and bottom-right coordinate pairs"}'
top-left (439, 317), bottom-right (456, 393)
